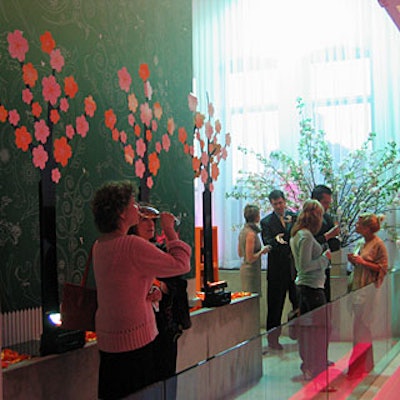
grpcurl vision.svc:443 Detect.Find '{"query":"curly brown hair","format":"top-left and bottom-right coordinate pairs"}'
top-left (358, 212), bottom-right (384, 234)
top-left (91, 180), bottom-right (137, 233)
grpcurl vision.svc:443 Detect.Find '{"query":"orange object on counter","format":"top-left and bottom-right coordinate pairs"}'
top-left (1, 348), bottom-right (30, 369)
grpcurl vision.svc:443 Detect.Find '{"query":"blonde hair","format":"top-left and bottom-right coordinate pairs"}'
top-left (358, 213), bottom-right (385, 233)
top-left (291, 199), bottom-right (324, 236)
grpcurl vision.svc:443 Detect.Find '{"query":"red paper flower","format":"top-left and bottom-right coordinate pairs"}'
top-left (54, 136), bottom-right (72, 167)
top-left (64, 76), bottom-right (78, 99)
top-left (31, 102), bottom-right (42, 118)
top-left (40, 31), bottom-right (56, 54)
top-left (84, 95), bottom-right (96, 117)
top-left (22, 63), bottom-right (38, 88)
top-left (15, 126), bottom-right (32, 151)
top-left (0, 106), bottom-right (8, 123)
top-left (148, 152), bottom-right (160, 176)
top-left (104, 109), bottom-right (117, 130)
top-left (138, 63), bottom-right (150, 81)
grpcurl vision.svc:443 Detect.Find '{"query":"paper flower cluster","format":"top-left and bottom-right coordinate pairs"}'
top-left (179, 93), bottom-right (231, 192)
top-left (0, 30), bottom-right (97, 183)
top-left (104, 64), bottom-right (175, 190)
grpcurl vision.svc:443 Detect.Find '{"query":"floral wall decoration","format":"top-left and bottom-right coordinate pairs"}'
top-left (179, 93), bottom-right (231, 191)
top-left (104, 64), bottom-right (177, 200)
top-left (0, 30), bottom-right (97, 183)
top-left (227, 98), bottom-right (400, 248)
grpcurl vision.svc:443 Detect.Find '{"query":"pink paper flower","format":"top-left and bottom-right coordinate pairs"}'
top-left (155, 142), bottom-right (162, 153)
top-left (8, 110), bottom-right (20, 126)
top-left (205, 121), bottom-right (213, 140)
top-left (135, 158), bottom-right (146, 178)
top-left (22, 88), bottom-right (33, 105)
top-left (151, 120), bottom-right (158, 132)
top-left (201, 168), bottom-right (208, 184)
top-left (128, 94), bottom-right (138, 113)
top-left (50, 48), bottom-right (64, 72)
top-left (66, 124), bottom-right (75, 139)
top-left (60, 97), bottom-right (69, 112)
top-left (118, 67), bottom-right (132, 93)
top-left (34, 119), bottom-right (50, 144)
top-left (84, 95), bottom-right (96, 117)
top-left (42, 75), bottom-right (61, 106)
top-left (52, 168), bottom-right (61, 183)
top-left (140, 102), bottom-right (152, 127)
top-left (162, 133), bottom-right (171, 152)
top-left (225, 133), bottom-right (231, 146)
top-left (201, 151), bottom-right (209, 166)
top-left (120, 130), bottom-right (127, 144)
top-left (128, 113), bottom-right (135, 126)
top-left (188, 93), bottom-right (198, 112)
top-left (153, 102), bottom-right (162, 120)
top-left (167, 117), bottom-right (175, 135)
top-left (32, 145), bottom-right (48, 170)
top-left (76, 115), bottom-right (89, 137)
top-left (146, 176), bottom-right (154, 189)
top-left (136, 138), bottom-right (146, 158)
top-left (7, 30), bottom-right (29, 62)
top-left (144, 81), bottom-right (152, 100)
top-left (124, 145), bottom-right (134, 165)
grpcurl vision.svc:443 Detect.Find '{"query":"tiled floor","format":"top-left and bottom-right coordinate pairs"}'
top-left (231, 332), bottom-right (400, 400)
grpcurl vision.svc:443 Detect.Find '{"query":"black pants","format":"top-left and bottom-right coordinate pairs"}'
top-left (98, 340), bottom-right (156, 400)
top-left (267, 279), bottom-right (298, 340)
top-left (297, 285), bottom-right (329, 378)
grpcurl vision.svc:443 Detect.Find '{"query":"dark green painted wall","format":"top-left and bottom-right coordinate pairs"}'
top-left (0, 0), bottom-right (194, 312)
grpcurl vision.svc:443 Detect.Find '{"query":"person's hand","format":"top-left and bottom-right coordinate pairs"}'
top-left (348, 253), bottom-right (363, 265)
top-left (261, 245), bottom-right (272, 254)
top-left (275, 233), bottom-right (287, 245)
top-left (323, 249), bottom-right (331, 260)
top-left (325, 224), bottom-right (340, 240)
top-left (160, 212), bottom-right (178, 240)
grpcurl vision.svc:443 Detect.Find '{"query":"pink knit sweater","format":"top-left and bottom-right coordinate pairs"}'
top-left (93, 235), bottom-right (191, 353)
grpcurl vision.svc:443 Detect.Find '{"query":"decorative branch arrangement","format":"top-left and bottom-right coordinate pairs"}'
top-left (179, 93), bottom-right (231, 191)
top-left (104, 64), bottom-right (177, 199)
top-left (0, 30), bottom-right (97, 183)
top-left (227, 98), bottom-right (400, 248)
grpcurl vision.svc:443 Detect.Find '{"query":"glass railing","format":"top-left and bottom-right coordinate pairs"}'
top-left (127, 269), bottom-right (400, 400)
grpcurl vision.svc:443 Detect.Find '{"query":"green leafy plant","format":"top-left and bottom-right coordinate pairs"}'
top-left (227, 98), bottom-right (400, 248)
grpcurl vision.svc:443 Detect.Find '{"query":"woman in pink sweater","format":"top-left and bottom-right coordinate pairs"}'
top-left (91, 181), bottom-right (191, 399)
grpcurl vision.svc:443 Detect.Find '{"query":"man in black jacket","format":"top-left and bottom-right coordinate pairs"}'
top-left (311, 185), bottom-right (341, 302)
top-left (261, 189), bottom-right (298, 350)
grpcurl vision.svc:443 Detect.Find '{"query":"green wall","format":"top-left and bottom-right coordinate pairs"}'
top-left (0, 0), bottom-right (194, 312)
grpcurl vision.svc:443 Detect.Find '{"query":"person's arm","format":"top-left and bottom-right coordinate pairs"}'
top-left (261, 216), bottom-right (280, 247)
top-left (245, 231), bottom-right (270, 263)
top-left (298, 232), bottom-right (330, 272)
top-left (348, 241), bottom-right (388, 273)
top-left (131, 235), bottom-right (191, 278)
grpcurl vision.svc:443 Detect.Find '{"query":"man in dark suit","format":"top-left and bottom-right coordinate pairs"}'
top-left (261, 189), bottom-right (298, 350)
top-left (311, 185), bottom-right (341, 302)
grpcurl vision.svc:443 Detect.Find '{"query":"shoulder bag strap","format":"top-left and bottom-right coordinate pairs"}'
top-left (80, 244), bottom-right (94, 287)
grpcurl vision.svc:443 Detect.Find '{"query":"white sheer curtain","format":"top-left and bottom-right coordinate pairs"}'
top-left (192, 0), bottom-right (400, 269)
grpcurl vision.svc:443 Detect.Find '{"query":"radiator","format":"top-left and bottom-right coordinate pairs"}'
top-left (1, 307), bottom-right (42, 347)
